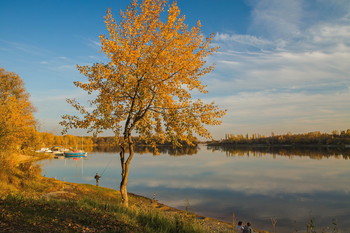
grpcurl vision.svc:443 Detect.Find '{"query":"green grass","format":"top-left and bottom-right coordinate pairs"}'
top-left (0, 154), bottom-right (211, 233)
top-left (0, 192), bottom-right (207, 233)
top-left (1, 194), bottom-right (135, 233)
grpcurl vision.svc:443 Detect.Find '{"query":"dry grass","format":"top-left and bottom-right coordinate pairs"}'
top-left (0, 152), bottom-right (238, 233)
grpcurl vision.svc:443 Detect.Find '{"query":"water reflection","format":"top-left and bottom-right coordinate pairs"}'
top-left (208, 145), bottom-right (350, 159)
top-left (37, 146), bottom-right (350, 233)
top-left (93, 145), bottom-right (199, 156)
top-left (136, 145), bottom-right (199, 156)
top-left (42, 156), bottom-right (88, 182)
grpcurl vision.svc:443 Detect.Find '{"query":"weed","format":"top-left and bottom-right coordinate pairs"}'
top-left (271, 217), bottom-right (277, 233)
top-left (232, 212), bottom-right (237, 229)
top-left (185, 199), bottom-right (191, 213)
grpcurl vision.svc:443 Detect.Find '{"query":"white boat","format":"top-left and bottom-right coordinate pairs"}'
top-left (51, 146), bottom-right (65, 156)
top-left (35, 148), bottom-right (52, 153)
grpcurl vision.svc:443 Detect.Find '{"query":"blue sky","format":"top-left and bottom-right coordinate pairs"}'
top-left (1, 0), bottom-right (349, 139)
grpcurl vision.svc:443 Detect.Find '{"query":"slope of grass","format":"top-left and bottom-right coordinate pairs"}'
top-left (0, 154), bottom-right (235, 233)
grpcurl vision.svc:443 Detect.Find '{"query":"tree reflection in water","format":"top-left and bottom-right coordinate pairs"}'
top-left (37, 145), bottom-right (350, 233)
top-left (208, 145), bottom-right (350, 160)
top-left (93, 145), bottom-right (199, 156)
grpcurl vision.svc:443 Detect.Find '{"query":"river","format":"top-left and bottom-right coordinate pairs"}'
top-left (37, 145), bottom-right (350, 233)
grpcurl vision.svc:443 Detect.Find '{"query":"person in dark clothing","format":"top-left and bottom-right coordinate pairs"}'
top-left (243, 222), bottom-right (254, 233)
top-left (94, 173), bottom-right (101, 186)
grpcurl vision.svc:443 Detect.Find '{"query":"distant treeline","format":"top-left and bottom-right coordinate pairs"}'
top-left (36, 133), bottom-right (115, 149)
top-left (38, 129), bottom-right (350, 150)
top-left (35, 132), bottom-right (94, 149)
top-left (37, 133), bottom-right (197, 150)
top-left (209, 130), bottom-right (350, 147)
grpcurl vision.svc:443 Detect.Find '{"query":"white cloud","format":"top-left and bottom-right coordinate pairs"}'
top-left (248, 0), bottom-right (303, 39)
top-left (56, 56), bottom-right (69, 60)
top-left (215, 33), bottom-right (272, 47)
top-left (207, 46), bottom-right (350, 94)
top-left (86, 38), bottom-right (102, 50)
top-left (206, 3), bottom-right (350, 138)
top-left (205, 89), bottom-right (350, 137)
top-left (303, 24), bottom-right (350, 53)
top-left (0, 39), bottom-right (50, 57)
top-left (128, 151), bottom-right (350, 195)
top-left (54, 65), bottom-right (76, 71)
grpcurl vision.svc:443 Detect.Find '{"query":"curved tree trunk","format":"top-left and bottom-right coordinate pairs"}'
top-left (120, 160), bottom-right (130, 207)
top-left (119, 136), bottom-right (134, 207)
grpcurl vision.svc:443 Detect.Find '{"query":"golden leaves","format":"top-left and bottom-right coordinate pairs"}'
top-left (63, 0), bottom-right (226, 144)
top-left (0, 68), bottom-right (36, 152)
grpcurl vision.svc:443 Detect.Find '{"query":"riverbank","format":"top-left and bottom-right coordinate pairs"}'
top-left (1, 181), bottom-right (233, 232)
top-left (1, 153), bottom-right (268, 233)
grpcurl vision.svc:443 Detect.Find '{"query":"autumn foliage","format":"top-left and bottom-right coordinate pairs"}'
top-left (0, 68), bottom-right (36, 154)
top-left (61, 0), bottom-right (225, 206)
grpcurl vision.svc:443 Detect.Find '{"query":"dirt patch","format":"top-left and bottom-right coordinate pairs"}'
top-left (43, 191), bottom-right (77, 199)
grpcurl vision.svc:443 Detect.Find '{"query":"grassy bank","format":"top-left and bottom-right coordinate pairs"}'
top-left (1, 153), bottom-right (250, 233)
top-left (1, 186), bottom-right (206, 233)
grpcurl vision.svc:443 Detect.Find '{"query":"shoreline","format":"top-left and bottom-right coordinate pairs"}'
top-left (43, 180), bottom-right (268, 233)
top-left (5, 153), bottom-right (268, 232)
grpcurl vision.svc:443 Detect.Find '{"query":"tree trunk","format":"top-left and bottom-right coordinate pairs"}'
top-left (120, 157), bottom-right (130, 207)
top-left (119, 136), bottom-right (134, 207)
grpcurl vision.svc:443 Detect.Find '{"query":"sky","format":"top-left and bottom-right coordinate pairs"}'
top-left (0, 0), bottom-right (349, 139)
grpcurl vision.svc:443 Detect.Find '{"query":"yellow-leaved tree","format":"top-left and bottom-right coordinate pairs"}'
top-left (61, 0), bottom-right (226, 207)
top-left (0, 68), bottom-right (36, 155)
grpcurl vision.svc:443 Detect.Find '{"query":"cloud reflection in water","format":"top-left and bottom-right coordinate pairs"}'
top-left (38, 145), bottom-right (350, 232)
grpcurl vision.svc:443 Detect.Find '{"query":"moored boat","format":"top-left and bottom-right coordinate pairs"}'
top-left (64, 150), bottom-right (87, 157)
top-left (51, 146), bottom-right (65, 156)
top-left (64, 136), bottom-right (87, 157)
top-left (35, 147), bottom-right (52, 153)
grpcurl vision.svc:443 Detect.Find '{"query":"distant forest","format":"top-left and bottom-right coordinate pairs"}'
top-left (36, 132), bottom-right (196, 150)
top-left (209, 129), bottom-right (350, 147)
top-left (37, 129), bottom-right (350, 150)
top-left (35, 133), bottom-right (118, 149)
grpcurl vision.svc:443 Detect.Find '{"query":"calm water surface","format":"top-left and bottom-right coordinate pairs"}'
top-left (37, 146), bottom-right (350, 233)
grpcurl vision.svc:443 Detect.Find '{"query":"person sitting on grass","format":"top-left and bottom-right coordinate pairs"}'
top-left (243, 222), bottom-right (254, 233)
top-left (236, 221), bottom-right (244, 233)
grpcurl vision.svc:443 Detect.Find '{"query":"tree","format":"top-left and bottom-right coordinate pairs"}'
top-left (0, 67), bottom-right (36, 153)
top-left (60, 0), bottom-right (226, 207)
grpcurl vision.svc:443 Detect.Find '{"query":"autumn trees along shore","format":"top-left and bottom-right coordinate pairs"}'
top-left (0, 68), bottom-right (36, 155)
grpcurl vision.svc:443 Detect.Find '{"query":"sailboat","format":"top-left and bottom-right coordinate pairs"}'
top-left (64, 137), bottom-right (87, 157)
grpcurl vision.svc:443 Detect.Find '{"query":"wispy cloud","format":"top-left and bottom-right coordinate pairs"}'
top-left (0, 39), bottom-right (51, 57)
top-left (215, 33), bottom-right (272, 47)
top-left (248, 0), bottom-right (303, 39)
top-left (86, 38), bottom-right (102, 50)
top-left (207, 1), bottom-right (350, 137)
top-left (54, 64), bottom-right (77, 71)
